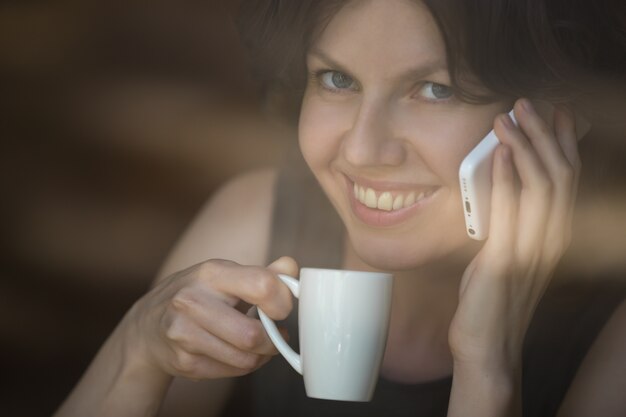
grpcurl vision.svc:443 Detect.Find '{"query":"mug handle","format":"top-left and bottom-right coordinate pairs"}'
top-left (257, 274), bottom-right (302, 374)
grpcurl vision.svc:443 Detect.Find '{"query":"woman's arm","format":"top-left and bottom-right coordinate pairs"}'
top-left (557, 299), bottom-right (626, 417)
top-left (53, 308), bottom-right (173, 417)
top-left (54, 168), bottom-right (285, 417)
top-left (155, 168), bottom-right (278, 417)
top-left (447, 100), bottom-right (581, 417)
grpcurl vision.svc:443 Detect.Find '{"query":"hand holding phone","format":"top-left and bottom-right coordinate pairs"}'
top-left (459, 104), bottom-right (590, 240)
top-left (459, 110), bottom-right (516, 240)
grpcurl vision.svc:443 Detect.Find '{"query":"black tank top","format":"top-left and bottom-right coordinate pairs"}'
top-left (222, 152), bottom-right (625, 417)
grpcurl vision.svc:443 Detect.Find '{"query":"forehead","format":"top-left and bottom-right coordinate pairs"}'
top-left (310, 0), bottom-right (447, 74)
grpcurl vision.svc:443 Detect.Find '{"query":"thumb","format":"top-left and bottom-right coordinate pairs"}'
top-left (237, 257), bottom-right (298, 317)
top-left (267, 256), bottom-right (299, 278)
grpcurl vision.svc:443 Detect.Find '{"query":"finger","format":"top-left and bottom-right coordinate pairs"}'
top-left (167, 346), bottom-right (270, 380)
top-left (202, 262), bottom-right (294, 320)
top-left (236, 257), bottom-right (299, 314)
top-left (168, 289), bottom-right (279, 355)
top-left (553, 104), bottom-right (581, 170)
top-left (554, 105), bottom-right (582, 210)
top-left (554, 103), bottom-right (582, 215)
top-left (165, 316), bottom-right (273, 371)
top-left (514, 101), bottom-right (576, 267)
top-left (494, 113), bottom-right (551, 263)
top-left (514, 99), bottom-right (572, 182)
top-left (483, 144), bottom-right (517, 268)
top-left (267, 256), bottom-right (299, 277)
top-left (542, 105), bottom-right (582, 262)
top-left (205, 302), bottom-right (281, 355)
top-left (516, 100), bottom-right (578, 263)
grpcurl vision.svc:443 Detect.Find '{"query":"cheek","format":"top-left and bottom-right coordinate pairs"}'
top-left (408, 122), bottom-right (481, 186)
top-left (298, 96), bottom-right (333, 168)
top-left (298, 94), bottom-right (352, 169)
top-left (400, 105), bottom-right (506, 185)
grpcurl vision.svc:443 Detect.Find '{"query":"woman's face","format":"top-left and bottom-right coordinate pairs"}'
top-left (299, 0), bottom-right (509, 270)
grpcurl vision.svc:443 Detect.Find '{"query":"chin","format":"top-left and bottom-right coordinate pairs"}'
top-left (349, 234), bottom-right (446, 272)
top-left (347, 222), bottom-right (477, 272)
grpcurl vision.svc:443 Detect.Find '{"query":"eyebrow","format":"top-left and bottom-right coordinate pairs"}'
top-left (308, 47), bottom-right (449, 82)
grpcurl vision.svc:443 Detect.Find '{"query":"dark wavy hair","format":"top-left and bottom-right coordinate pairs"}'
top-left (236, 1), bottom-right (626, 275)
top-left (237, 0), bottom-right (626, 119)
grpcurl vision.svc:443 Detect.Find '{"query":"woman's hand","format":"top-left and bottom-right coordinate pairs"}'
top-left (447, 99), bottom-right (581, 415)
top-left (124, 256), bottom-right (298, 381)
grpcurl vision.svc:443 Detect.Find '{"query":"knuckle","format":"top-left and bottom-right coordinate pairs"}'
top-left (533, 176), bottom-right (552, 197)
top-left (197, 259), bottom-right (237, 283)
top-left (172, 349), bottom-right (197, 375)
top-left (162, 317), bottom-right (194, 350)
top-left (197, 260), bottom-right (221, 282)
top-left (238, 352), bottom-right (264, 371)
top-left (251, 269), bottom-right (293, 319)
top-left (170, 290), bottom-right (197, 313)
top-left (163, 320), bottom-right (185, 343)
top-left (253, 271), bottom-right (279, 302)
top-left (239, 321), bottom-right (265, 350)
top-left (554, 162), bottom-right (575, 184)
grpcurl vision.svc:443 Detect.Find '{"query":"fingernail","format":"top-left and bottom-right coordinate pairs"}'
top-left (520, 98), bottom-right (534, 114)
top-left (500, 113), bottom-right (515, 130)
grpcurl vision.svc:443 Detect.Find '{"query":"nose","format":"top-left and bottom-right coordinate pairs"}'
top-left (341, 100), bottom-right (407, 168)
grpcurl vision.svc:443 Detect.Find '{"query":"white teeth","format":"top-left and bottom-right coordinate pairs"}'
top-left (404, 192), bottom-right (416, 207)
top-left (365, 188), bottom-right (378, 208)
top-left (377, 192), bottom-right (393, 211)
top-left (353, 182), bottom-right (433, 211)
top-left (392, 195), bottom-right (404, 210)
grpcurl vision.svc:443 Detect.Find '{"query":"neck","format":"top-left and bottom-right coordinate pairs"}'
top-left (342, 237), bottom-right (473, 326)
top-left (342, 237), bottom-right (477, 383)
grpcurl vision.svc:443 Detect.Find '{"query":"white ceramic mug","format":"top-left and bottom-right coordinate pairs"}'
top-left (258, 268), bottom-right (393, 402)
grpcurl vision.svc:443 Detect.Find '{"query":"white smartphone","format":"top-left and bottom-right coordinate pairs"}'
top-left (459, 110), bottom-right (516, 240)
top-left (459, 105), bottom-right (590, 240)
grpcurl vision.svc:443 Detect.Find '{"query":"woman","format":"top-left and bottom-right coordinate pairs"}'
top-left (55, 0), bottom-right (626, 416)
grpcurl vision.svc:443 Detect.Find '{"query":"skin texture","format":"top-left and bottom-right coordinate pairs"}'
top-left (298, 1), bottom-right (585, 415)
top-left (54, 170), bottom-right (293, 417)
top-left (54, 1), bottom-right (625, 416)
top-left (300, 0), bottom-right (509, 272)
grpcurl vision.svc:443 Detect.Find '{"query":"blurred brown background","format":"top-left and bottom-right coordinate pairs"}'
top-left (0, 1), bottom-right (293, 415)
top-left (1, 2), bottom-right (625, 416)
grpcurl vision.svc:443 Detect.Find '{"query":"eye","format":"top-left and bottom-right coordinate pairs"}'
top-left (318, 70), bottom-right (357, 91)
top-left (417, 82), bottom-right (453, 100)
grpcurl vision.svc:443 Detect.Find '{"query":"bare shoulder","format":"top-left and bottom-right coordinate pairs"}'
top-left (157, 167), bottom-right (278, 281)
top-left (557, 297), bottom-right (626, 417)
top-left (154, 168), bottom-right (278, 417)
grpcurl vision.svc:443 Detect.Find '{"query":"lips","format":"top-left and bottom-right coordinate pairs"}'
top-left (346, 176), bottom-right (440, 227)
top-left (352, 182), bottom-right (437, 211)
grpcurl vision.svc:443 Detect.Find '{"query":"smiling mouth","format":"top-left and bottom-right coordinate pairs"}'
top-left (352, 181), bottom-right (438, 211)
